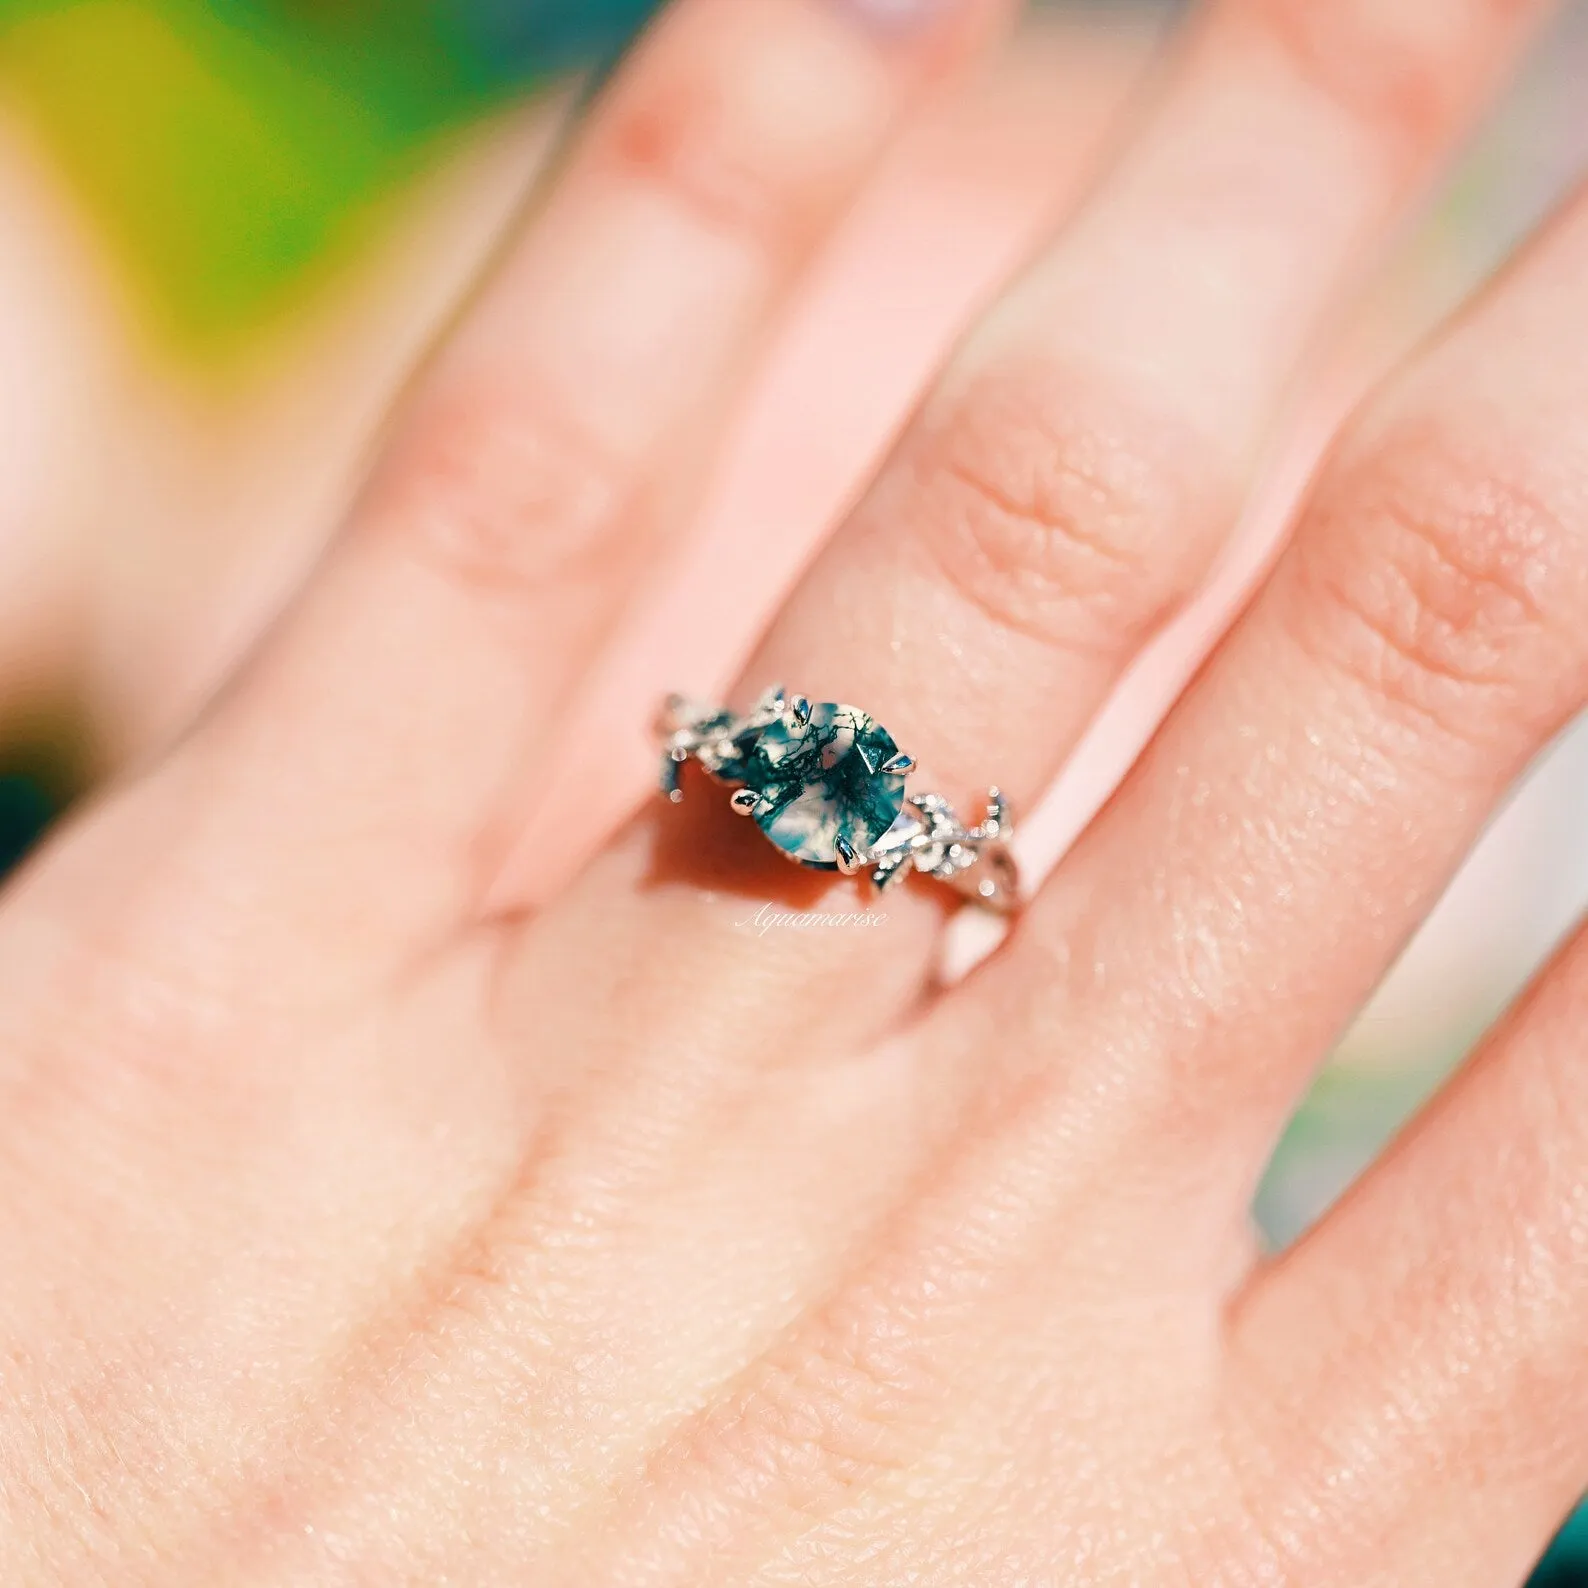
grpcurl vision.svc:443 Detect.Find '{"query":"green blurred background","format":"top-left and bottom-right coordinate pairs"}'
top-left (0, 0), bottom-right (657, 348)
top-left (0, 0), bottom-right (1584, 1577)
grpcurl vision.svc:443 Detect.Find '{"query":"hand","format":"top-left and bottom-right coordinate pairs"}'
top-left (1, 0), bottom-right (1583, 1582)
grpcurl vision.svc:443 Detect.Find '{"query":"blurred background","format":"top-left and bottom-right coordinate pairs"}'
top-left (0, 0), bottom-right (1585, 1576)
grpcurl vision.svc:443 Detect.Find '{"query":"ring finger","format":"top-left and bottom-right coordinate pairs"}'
top-left (524, 0), bottom-right (1553, 1055)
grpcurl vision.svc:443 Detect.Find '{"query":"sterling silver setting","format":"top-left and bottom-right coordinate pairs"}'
top-left (655, 687), bottom-right (1022, 915)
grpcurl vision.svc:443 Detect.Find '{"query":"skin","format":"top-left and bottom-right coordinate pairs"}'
top-left (0, 0), bottom-right (1586, 1582)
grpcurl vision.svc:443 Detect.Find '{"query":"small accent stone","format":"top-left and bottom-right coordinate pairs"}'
top-left (734, 702), bottom-right (907, 870)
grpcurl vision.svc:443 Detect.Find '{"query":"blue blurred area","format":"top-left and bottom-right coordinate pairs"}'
top-left (1535, 1508), bottom-right (1588, 1588)
top-left (0, 776), bottom-right (54, 878)
top-left (0, 728), bottom-right (81, 880)
top-left (453, 0), bottom-right (663, 83)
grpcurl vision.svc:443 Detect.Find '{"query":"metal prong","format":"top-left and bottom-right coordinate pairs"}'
top-left (981, 786), bottom-right (1012, 839)
top-left (835, 836), bottom-right (866, 876)
top-left (729, 788), bottom-right (762, 817)
top-left (787, 694), bottom-right (813, 728)
top-left (879, 751), bottom-right (916, 776)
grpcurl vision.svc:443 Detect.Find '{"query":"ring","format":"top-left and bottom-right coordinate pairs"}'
top-left (654, 688), bottom-right (1022, 914)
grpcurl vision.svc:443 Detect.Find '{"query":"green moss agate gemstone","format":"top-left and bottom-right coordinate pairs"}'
top-left (738, 703), bottom-right (907, 870)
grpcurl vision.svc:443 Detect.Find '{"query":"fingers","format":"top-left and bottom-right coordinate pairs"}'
top-left (740, 0), bottom-right (1549, 821)
top-left (976, 179), bottom-right (1588, 1233)
top-left (164, 0), bottom-right (1006, 954)
top-left (549, 0), bottom-right (1552, 1049)
top-left (1226, 919), bottom-right (1588, 1587)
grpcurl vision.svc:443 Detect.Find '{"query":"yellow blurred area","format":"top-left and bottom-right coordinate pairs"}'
top-left (0, 2), bottom-right (469, 352)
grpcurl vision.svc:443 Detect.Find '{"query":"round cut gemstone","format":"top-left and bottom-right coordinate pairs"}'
top-left (737, 703), bottom-right (907, 870)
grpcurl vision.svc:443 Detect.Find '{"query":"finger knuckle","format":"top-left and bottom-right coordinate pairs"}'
top-left (1287, 424), bottom-right (1583, 745)
top-left (673, 1298), bottom-right (935, 1523)
top-left (1236, 0), bottom-right (1485, 151)
top-left (904, 363), bottom-right (1230, 658)
top-left (601, 15), bottom-right (883, 254)
top-left (1203, 1384), bottom-right (1331, 1588)
top-left (368, 382), bottom-right (630, 597)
